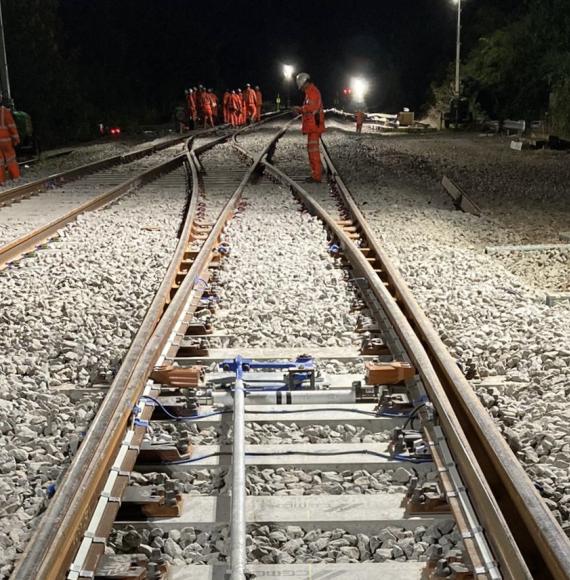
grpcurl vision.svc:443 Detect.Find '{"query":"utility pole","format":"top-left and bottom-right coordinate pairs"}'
top-left (455, 0), bottom-right (462, 96)
top-left (0, 0), bottom-right (11, 101)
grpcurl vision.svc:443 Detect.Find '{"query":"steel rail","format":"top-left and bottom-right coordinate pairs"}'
top-left (10, 135), bottom-right (201, 580)
top-left (1, 133), bottom-right (189, 208)
top-left (0, 151), bottom-right (187, 269)
top-left (12, 121), bottom-right (290, 580)
top-left (318, 139), bottom-right (570, 580)
top-left (260, 157), bottom-right (531, 579)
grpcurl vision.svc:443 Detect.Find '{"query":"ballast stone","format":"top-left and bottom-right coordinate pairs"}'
top-left (0, 168), bottom-right (187, 576)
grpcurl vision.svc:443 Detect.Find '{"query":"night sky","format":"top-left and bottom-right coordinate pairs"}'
top-left (57, 0), bottom-right (462, 114)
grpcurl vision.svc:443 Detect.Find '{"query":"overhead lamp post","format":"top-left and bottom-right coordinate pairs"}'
top-left (453, 0), bottom-right (462, 96)
top-left (283, 64), bottom-right (294, 108)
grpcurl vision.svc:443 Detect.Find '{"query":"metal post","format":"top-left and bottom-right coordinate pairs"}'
top-left (230, 356), bottom-right (247, 580)
top-left (0, 0), bottom-right (11, 100)
top-left (455, 0), bottom-right (462, 96)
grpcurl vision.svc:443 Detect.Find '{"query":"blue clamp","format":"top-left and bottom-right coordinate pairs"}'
top-left (221, 355), bottom-right (315, 389)
top-left (329, 243), bottom-right (341, 255)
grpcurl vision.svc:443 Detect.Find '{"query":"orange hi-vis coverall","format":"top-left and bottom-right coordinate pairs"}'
top-left (255, 89), bottom-right (263, 121)
top-left (210, 93), bottom-right (219, 120)
top-left (300, 82), bottom-right (325, 182)
top-left (201, 92), bottom-right (214, 127)
top-left (222, 91), bottom-right (231, 124)
top-left (355, 111), bottom-right (365, 133)
top-left (244, 88), bottom-right (257, 123)
top-left (0, 106), bottom-right (20, 183)
top-left (229, 93), bottom-right (241, 127)
top-left (237, 92), bottom-right (246, 126)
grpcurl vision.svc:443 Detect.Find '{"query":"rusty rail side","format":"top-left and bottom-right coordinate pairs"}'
top-left (261, 158), bottom-right (532, 580)
top-left (10, 138), bottom-right (198, 580)
top-left (0, 133), bottom-right (192, 208)
top-left (0, 153), bottom-right (186, 268)
top-left (12, 122), bottom-right (290, 580)
top-left (318, 139), bottom-right (570, 580)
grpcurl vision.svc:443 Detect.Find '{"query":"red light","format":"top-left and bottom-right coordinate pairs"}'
top-left (343, 88), bottom-right (352, 96)
top-left (110, 127), bottom-right (121, 136)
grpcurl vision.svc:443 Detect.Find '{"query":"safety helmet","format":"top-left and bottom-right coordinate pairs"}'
top-left (246, 83), bottom-right (251, 88)
top-left (255, 85), bottom-right (260, 90)
top-left (296, 72), bottom-right (310, 90)
top-left (237, 88), bottom-right (242, 93)
top-left (208, 88), bottom-right (213, 92)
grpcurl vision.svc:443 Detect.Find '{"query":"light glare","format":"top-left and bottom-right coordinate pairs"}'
top-left (283, 64), bottom-right (294, 80)
top-left (351, 77), bottom-right (369, 102)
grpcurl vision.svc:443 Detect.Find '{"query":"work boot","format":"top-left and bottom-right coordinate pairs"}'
top-left (304, 176), bottom-right (321, 183)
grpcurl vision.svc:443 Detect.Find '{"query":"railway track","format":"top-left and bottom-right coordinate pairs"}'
top-left (11, 117), bottom-right (570, 580)
top-left (0, 130), bottom-right (229, 269)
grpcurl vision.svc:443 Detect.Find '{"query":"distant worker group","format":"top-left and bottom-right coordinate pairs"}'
top-left (185, 84), bottom-right (262, 129)
top-left (182, 73), bottom-right (326, 184)
top-left (0, 97), bottom-right (20, 185)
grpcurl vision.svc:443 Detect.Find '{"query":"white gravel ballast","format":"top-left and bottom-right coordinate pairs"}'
top-left (215, 178), bottom-right (361, 354)
top-left (323, 129), bottom-right (570, 534)
top-left (0, 166), bottom-right (188, 578)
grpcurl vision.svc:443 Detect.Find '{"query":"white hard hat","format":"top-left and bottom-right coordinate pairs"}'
top-left (296, 72), bottom-right (311, 90)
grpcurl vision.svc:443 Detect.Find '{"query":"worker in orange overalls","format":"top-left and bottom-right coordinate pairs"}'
top-left (228, 90), bottom-right (240, 127)
top-left (244, 84), bottom-right (257, 124)
top-left (0, 98), bottom-right (20, 184)
top-left (189, 88), bottom-right (198, 128)
top-left (222, 90), bottom-right (231, 124)
top-left (202, 89), bottom-right (214, 128)
top-left (209, 89), bottom-right (218, 124)
top-left (294, 73), bottom-right (325, 183)
top-left (254, 85), bottom-right (263, 121)
top-left (236, 89), bottom-right (245, 126)
top-left (355, 111), bottom-right (365, 133)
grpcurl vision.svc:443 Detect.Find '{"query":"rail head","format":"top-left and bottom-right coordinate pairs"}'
top-left (11, 121), bottom-right (291, 580)
top-left (260, 156), bottom-right (535, 580)
top-left (318, 138), bottom-right (570, 580)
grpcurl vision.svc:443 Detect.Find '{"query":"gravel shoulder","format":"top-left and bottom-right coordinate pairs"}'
top-left (6, 139), bottom-right (159, 192)
top-left (0, 146), bottom-right (185, 248)
top-left (324, 125), bottom-right (570, 534)
top-left (0, 167), bottom-right (188, 578)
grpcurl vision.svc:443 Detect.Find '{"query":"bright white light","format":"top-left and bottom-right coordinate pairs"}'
top-left (283, 64), bottom-right (294, 80)
top-left (351, 77), bottom-right (369, 102)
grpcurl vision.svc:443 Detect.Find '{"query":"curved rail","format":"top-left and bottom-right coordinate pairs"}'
top-left (11, 121), bottom-right (291, 580)
top-left (259, 142), bottom-right (570, 579)
top-left (318, 140), bottom-right (570, 580)
top-left (11, 133), bottom-right (201, 580)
